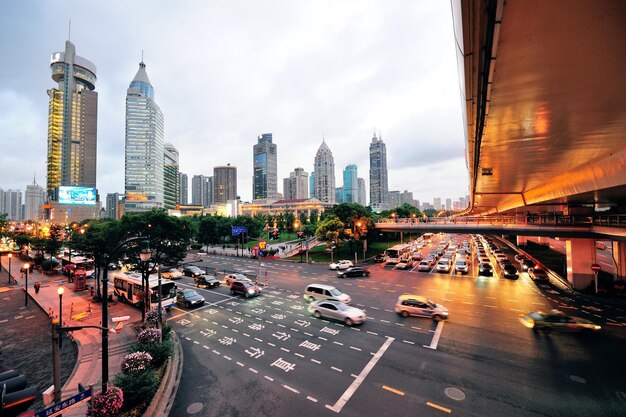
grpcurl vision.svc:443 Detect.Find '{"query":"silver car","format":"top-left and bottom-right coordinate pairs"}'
top-left (307, 299), bottom-right (366, 326)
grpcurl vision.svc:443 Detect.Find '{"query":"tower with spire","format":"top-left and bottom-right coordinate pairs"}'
top-left (313, 139), bottom-right (336, 204)
top-left (124, 60), bottom-right (165, 212)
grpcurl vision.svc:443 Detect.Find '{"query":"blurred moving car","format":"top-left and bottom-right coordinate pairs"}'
top-left (183, 265), bottom-right (203, 278)
top-left (514, 254), bottom-right (528, 263)
top-left (176, 289), bottom-right (205, 308)
top-left (417, 261), bottom-right (432, 272)
top-left (521, 259), bottom-right (536, 271)
top-left (338, 266), bottom-right (370, 278)
top-left (454, 259), bottom-right (469, 274)
top-left (394, 294), bottom-right (448, 320)
top-left (195, 274), bottom-right (221, 288)
top-left (161, 267), bottom-right (183, 280)
top-left (329, 260), bottom-right (353, 270)
top-left (528, 267), bottom-right (549, 282)
top-left (303, 283), bottom-right (351, 304)
top-left (412, 252), bottom-right (423, 261)
top-left (396, 259), bottom-right (414, 270)
top-left (224, 273), bottom-right (250, 286)
top-left (308, 299), bottom-right (366, 325)
top-left (230, 280), bottom-right (262, 298)
top-left (436, 259), bottom-right (452, 273)
top-left (478, 262), bottom-right (493, 276)
top-left (373, 254), bottom-right (386, 263)
top-left (502, 263), bottom-right (519, 279)
top-left (519, 310), bottom-right (601, 333)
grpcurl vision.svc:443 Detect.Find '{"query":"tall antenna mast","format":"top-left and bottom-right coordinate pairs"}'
top-left (68, 20), bottom-right (71, 40)
top-left (141, 49), bottom-right (144, 62)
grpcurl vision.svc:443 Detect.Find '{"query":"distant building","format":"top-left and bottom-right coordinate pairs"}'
top-left (388, 191), bottom-right (400, 209)
top-left (358, 178), bottom-right (366, 206)
top-left (283, 167), bottom-right (308, 200)
top-left (422, 202), bottom-right (433, 211)
top-left (445, 198), bottom-right (452, 211)
top-left (213, 165), bottom-right (237, 204)
top-left (459, 197), bottom-right (466, 209)
top-left (191, 175), bottom-right (212, 207)
top-left (433, 197), bottom-right (442, 211)
top-left (400, 190), bottom-right (415, 207)
top-left (335, 187), bottom-right (345, 203)
top-left (163, 143), bottom-right (179, 210)
top-left (0, 189), bottom-right (23, 221)
top-left (24, 180), bottom-right (45, 221)
top-left (241, 198), bottom-right (333, 218)
top-left (313, 140), bottom-right (336, 204)
top-left (342, 165), bottom-right (358, 203)
top-left (309, 172), bottom-right (315, 198)
top-left (369, 132), bottom-right (388, 208)
top-left (105, 193), bottom-right (122, 220)
top-left (253, 133), bottom-right (278, 199)
top-left (179, 172), bottom-right (188, 205)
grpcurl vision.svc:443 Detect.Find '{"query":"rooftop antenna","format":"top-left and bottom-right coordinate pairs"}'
top-left (68, 20), bottom-right (71, 41)
top-left (33, 173), bottom-right (37, 186)
top-left (141, 49), bottom-right (144, 63)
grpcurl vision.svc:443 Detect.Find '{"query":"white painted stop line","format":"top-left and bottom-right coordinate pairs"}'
top-left (423, 320), bottom-right (445, 350)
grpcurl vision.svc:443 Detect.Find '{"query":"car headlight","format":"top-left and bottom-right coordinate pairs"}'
top-left (248, 289), bottom-right (255, 294)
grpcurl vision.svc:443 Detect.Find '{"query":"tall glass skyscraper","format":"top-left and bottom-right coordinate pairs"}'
top-left (46, 40), bottom-right (98, 200)
top-left (163, 143), bottom-right (179, 209)
top-left (124, 61), bottom-right (164, 212)
top-left (253, 133), bottom-right (277, 199)
top-left (214, 165), bottom-right (237, 204)
top-left (343, 164), bottom-right (359, 203)
top-left (179, 172), bottom-right (188, 205)
top-left (369, 132), bottom-right (389, 210)
top-left (313, 140), bottom-right (336, 204)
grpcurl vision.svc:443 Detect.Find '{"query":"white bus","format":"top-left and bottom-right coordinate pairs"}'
top-left (113, 272), bottom-right (177, 310)
top-left (384, 244), bottom-right (412, 264)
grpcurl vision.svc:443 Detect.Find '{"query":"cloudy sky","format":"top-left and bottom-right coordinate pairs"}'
top-left (0, 1), bottom-right (468, 206)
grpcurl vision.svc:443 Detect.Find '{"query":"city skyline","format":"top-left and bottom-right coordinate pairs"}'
top-left (0, 1), bottom-right (468, 205)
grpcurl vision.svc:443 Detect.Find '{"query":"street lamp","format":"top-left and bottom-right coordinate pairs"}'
top-left (23, 263), bottom-right (29, 307)
top-left (58, 287), bottom-right (64, 348)
top-left (140, 244), bottom-right (152, 323)
top-left (7, 253), bottom-right (12, 284)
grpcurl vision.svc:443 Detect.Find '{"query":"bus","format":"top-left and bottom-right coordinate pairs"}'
top-left (422, 233), bottom-right (433, 243)
top-left (384, 244), bottom-right (412, 264)
top-left (112, 272), bottom-right (177, 310)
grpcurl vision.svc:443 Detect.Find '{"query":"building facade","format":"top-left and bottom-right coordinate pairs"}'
top-left (309, 172), bottom-right (315, 198)
top-left (335, 187), bottom-right (345, 203)
top-left (191, 175), bottom-right (212, 207)
top-left (342, 164), bottom-right (359, 203)
top-left (313, 140), bottom-right (336, 204)
top-left (105, 192), bottom-right (121, 219)
top-left (124, 61), bottom-right (164, 212)
top-left (369, 132), bottom-right (388, 209)
top-left (0, 189), bottom-right (23, 221)
top-left (283, 167), bottom-right (309, 200)
top-left (24, 181), bottom-right (45, 221)
top-left (253, 133), bottom-right (278, 199)
top-left (358, 178), bottom-right (366, 206)
top-left (241, 198), bottom-right (333, 219)
top-left (179, 172), bottom-right (188, 205)
top-left (400, 190), bottom-right (415, 207)
top-left (213, 165), bottom-right (237, 204)
top-left (163, 143), bottom-right (179, 210)
top-left (433, 197), bottom-right (442, 211)
top-left (46, 40), bottom-right (98, 200)
top-left (388, 190), bottom-right (400, 209)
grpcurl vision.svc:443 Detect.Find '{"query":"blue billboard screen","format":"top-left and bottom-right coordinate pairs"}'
top-left (58, 186), bottom-right (97, 206)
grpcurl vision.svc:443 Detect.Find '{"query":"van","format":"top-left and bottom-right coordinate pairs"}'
top-left (303, 283), bottom-right (351, 304)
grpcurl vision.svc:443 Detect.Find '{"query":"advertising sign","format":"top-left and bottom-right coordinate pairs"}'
top-left (58, 186), bottom-right (97, 206)
top-left (231, 225), bottom-right (247, 236)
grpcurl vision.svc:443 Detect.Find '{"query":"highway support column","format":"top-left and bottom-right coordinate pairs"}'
top-left (565, 238), bottom-right (595, 290)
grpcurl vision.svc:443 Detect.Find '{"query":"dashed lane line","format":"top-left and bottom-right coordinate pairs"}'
top-left (382, 385), bottom-right (405, 396)
top-left (426, 401), bottom-right (452, 414)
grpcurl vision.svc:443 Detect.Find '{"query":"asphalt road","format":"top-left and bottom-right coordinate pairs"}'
top-left (169, 235), bottom-right (626, 417)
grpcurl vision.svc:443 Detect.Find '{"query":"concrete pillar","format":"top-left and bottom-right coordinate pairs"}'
top-left (614, 241), bottom-right (626, 281)
top-left (565, 238), bottom-right (595, 290)
top-left (517, 236), bottom-right (528, 246)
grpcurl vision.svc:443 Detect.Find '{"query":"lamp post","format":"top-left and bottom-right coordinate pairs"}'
top-left (7, 253), bottom-right (12, 284)
top-left (157, 266), bottom-right (163, 343)
top-left (58, 287), bottom-right (64, 348)
top-left (23, 263), bottom-right (29, 307)
top-left (140, 245), bottom-right (152, 322)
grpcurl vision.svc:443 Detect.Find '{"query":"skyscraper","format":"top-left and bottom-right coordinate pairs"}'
top-left (433, 197), bottom-right (442, 211)
top-left (191, 175), bottom-right (212, 207)
top-left (358, 178), bottom-right (366, 206)
top-left (343, 165), bottom-right (359, 203)
top-left (124, 61), bottom-right (164, 212)
top-left (24, 180), bottom-right (45, 221)
top-left (253, 133), bottom-right (277, 199)
top-left (0, 189), bottom-right (23, 221)
top-left (46, 40), bottom-right (98, 199)
top-left (309, 172), bottom-right (315, 198)
top-left (163, 143), bottom-right (179, 209)
top-left (313, 140), bottom-right (336, 204)
top-left (179, 172), bottom-right (188, 205)
top-left (213, 165), bottom-right (237, 204)
top-left (369, 132), bottom-right (388, 210)
top-left (105, 192), bottom-right (121, 220)
top-left (388, 191), bottom-right (400, 209)
top-left (283, 168), bottom-right (309, 200)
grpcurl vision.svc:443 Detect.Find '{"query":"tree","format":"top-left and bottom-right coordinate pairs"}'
top-left (197, 215), bottom-right (220, 249)
top-left (0, 213), bottom-right (9, 237)
top-left (44, 224), bottom-right (65, 257)
top-left (315, 216), bottom-right (348, 249)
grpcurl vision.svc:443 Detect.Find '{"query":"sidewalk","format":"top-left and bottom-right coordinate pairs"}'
top-left (0, 257), bottom-right (142, 416)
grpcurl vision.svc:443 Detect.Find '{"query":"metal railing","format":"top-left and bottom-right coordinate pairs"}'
top-left (376, 214), bottom-right (626, 228)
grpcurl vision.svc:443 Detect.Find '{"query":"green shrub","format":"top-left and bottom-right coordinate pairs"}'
top-left (190, 243), bottom-right (202, 250)
top-left (41, 259), bottom-right (60, 271)
top-left (113, 369), bottom-right (159, 410)
top-left (129, 340), bottom-right (172, 368)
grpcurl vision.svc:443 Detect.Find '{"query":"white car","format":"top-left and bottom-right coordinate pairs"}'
top-left (417, 261), bottom-right (431, 272)
top-left (436, 259), bottom-right (452, 273)
top-left (329, 260), bottom-right (353, 270)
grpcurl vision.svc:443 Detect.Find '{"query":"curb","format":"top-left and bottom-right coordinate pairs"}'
top-left (143, 331), bottom-right (183, 417)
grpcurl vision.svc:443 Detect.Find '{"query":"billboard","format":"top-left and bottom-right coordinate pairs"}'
top-left (58, 186), bottom-right (97, 206)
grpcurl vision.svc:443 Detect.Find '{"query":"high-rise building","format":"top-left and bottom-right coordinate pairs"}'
top-left (163, 143), bottom-right (179, 210)
top-left (0, 189), bottom-right (23, 221)
top-left (191, 175), bottom-right (212, 207)
top-left (105, 193), bottom-right (121, 219)
top-left (369, 132), bottom-right (388, 210)
top-left (335, 187), bottom-right (345, 203)
top-left (313, 140), bottom-right (336, 204)
top-left (445, 198), bottom-right (452, 211)
top-left (358, 178), bottom-right (366, 206)
top-left (179, 173), bottom-right (188, 205)
top-left (124, 61), bottom-right (164, 212)
top-left (253, 133), bottom-right (277, 199)
top-left (24, 179), bottom-right (45, 221)
top-left (433, 197), bottom-right (442, 211)
top-left (213, 165), bottom-right (237, 204)
top-left (400, 190), bottom-right (415, 207)
top-left (46, 40), bottom-right (98, 200)
top-left (342, 165), bottom-right (359, 203)
top-left (283, 167), bottom-right (309, 200)
top-left (309, 172), bottom-right (315, 198)
top-left (388, 190), bottom-right (400, 209)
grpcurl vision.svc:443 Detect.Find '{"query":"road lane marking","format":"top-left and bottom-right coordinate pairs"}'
top-left (311, 359), bottom-right (322, 364)
top-left (424, 321), bottom-right (445, 350)
top-left (462, 301), bottom-right (474, 305)
top-left (483, 305), bottom-right (497, 308)
top-left (382, 385), bottom-right (405, 396)
top-left (325, 337), bottom-right (395, 413)
top-left (249, 368), bottom-right (258, 373)
top-left (366, 331), bottom-right (379, 335)
top-left (402, 340), bottom-right (415, 345)
top-left (349, 346), bottom-right (362, 351)
top-left (331, 366), bottom-right (343, 372)
top-left (264, 375), bottom-right (274, 381)
top-left (426, 401), bottom-right (452, 413)
top-left (307, 396), bottom-right (318, 403)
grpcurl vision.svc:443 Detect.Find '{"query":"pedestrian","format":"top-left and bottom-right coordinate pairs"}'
top-left (34, 281), bottom-right (41, 294)
top-left (20, 267), bottom-right (25, 278)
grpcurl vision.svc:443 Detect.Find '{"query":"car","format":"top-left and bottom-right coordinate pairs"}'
top-left (394, 295), bottom-right (449, 320)
top-left (182, 265), bottom-right (203, 278)
top-left (528, 267), bottom-right (549, 282)
top-left (224, 273), bottom-right (251, 286)
top-left (396, 259), bottom-right (414, 270)
top-left (514, 254), bottom-right (528, 263)
top-left (338, 266), bottom-right (371, 278)
top-left (425, 255), bottom-right (436, 264)
top-left (230, 280), bottom-right (262, 298)
top-left (417, 261), bottom-right (431, 272)
top-left (308, 299), bottom-right (366, 326)
top-left (304, 283), bottom-right (351, 304)
top-left (176, 289), bottom-right (205, 308)
top-left (329, 260), bottom-right (353, 270)
top-left (519, 310), bottom-right (601, 333)
top-left (107, 261), bottom-right (123, 270)
top-left (195, 274), bottom-right (221, 288)
top-left (502, 263), bottom-right (519, 279)
top-left (161, 267), bottom-right (183, 280)
top-left (520, 259), bottom-right (536, 271)
top-left (373, 253), bottom-right (386, 263)
top-left (498, 258), bottom-right (513, 269)
top-left (454, 259), bottom-right (469, 274)
top-left (436, 259), bottom-right (451, 273)
top-left (478, 262), bottom-right (493, 276)
top-left (411, 252), bottom-right (423, 261)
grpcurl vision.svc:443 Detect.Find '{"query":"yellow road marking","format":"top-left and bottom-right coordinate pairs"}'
top-left (426, 401), bottom-right (452, 413)
top-left (382, 385), bottom-right (405, 396)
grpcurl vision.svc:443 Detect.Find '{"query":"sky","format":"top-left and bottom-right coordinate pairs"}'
top-left (0, 0), bottom-right (468, 206)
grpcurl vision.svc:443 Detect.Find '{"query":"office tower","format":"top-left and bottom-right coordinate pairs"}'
top-left (400, 190), bottom-right (415, 207)
top-left (191, 175), bottom-right (212, 207)
top-left (309, 172), bottom-right (315, 198)
top-left (283, 167), bottom-right (309, 200)
top-left (46, 40), bottom-right (98, 199)
top-left (342, 165), bottom-right (358, 203)
top-left (105, 193), bottom-right (121, 219)
top-left (163, 143), bottom-right (179, 209)
top-left (213, 164), bottom-right (237, 204)
top-left (433, 198), bottom-right (442, 211)
top-left (124, 61), bottom-right (164, 212)
top-left (335, 187), bottom-right (345, 203)
top-left (445, 198), bottom-right (452, 211)
top-left (0, 189), bottom-right (23, 221)
top-left (459, 197), bottom-right (467, 209)
top-left (415, 200), bottom-right (420, 210)
top-left (369, 132), bottom-right (388, 208)
top-left (313, 140), bottom-right (336, 204)
top-left (24, 179), bottom-right (45, 221)
top-left (253, 133), bottom-right (277, 199)
top-left (179, 172), bottom-right (188, 205)
top-left (358, 178), bottom-right (366, 206)
top-left (388, 191), bottom-right (400, 209)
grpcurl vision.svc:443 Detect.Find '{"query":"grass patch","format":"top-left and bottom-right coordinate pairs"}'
top-left (284, 240), bottom-right (402, 263)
